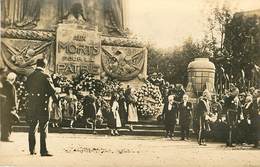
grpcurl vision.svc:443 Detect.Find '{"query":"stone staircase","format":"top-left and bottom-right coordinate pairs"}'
top-left (13, 117), bottom-right (196, 137)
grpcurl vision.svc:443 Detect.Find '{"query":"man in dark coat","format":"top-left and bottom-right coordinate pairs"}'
top-left (196, 90), bottom-right (211, 146)
top-left (224, 87), bottom-right (242, 147)
top-left (162, 95), bottom-right (178, 139)
top-left (179, 94), bottom-right (193, 140)
top-left (251, 89), bottom-right (260, 148)
top-left (83, 91), bottom-right (97, 134)
top-left (0, 72), bottom-right (17, 141)
top-left (174, 84), bottom-right (185, 103)
top-left (26, 59), bottom-right (58, 156)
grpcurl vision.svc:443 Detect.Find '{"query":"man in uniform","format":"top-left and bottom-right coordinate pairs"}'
top-left (196, 90), bottom-right (211, 146)
top-left (224, 87), bottom-right (242, 147)
top-left (26, 59), bottom-right (58, 156)
top-left (251, 89), bottom-right (260, 148)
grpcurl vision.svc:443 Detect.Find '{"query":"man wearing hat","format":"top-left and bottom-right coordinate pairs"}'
top-left (26, 58), bottom-right (58, 156)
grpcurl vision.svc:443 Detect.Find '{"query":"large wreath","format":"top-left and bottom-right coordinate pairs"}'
top-left (136, 81), bottom-right (163, 119)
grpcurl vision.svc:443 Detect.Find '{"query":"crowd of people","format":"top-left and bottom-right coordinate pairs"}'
top-left (159, 83), bottom-right (260, 148)
top-left (0, 58), bottom-right (259, 156)
top-left (47, 82), bottom-right (140, 136)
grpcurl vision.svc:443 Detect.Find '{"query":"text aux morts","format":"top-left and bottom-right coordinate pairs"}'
top-left (56, 35), bottom-right (100, 75)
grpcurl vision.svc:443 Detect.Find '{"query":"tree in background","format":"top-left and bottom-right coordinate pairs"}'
top-left (147, 38), bottom-right (211, 86)
top-left (224, 14), bottom-right (260, 89)
top-left (204, 5), bottom-right (233, 94)
top-left (205, 4), bottom-right (260, 91)
top-left (147, 5), bottom-right (260, 90)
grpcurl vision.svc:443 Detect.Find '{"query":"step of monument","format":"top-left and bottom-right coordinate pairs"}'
top-left (16, 121), bottom-right (183, 131)
top-left (17, 121), bottom-right (27, 126)
top-left (17, 119), bottom-right (161, 125)
top-left (12, 126), bottom-right (195, 137)
top-left (125, 124), bottom-right (165, 130)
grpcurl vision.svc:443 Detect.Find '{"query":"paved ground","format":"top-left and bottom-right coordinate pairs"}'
top-left (0, 132), bottom-right (259, 167)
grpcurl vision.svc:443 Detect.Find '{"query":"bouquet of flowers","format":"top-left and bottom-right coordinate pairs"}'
top-left (136, 81), bottom-right (163, 119)
top-left (102, 78), bottom-right (121, 97)
top-left (72, 72), bottom-right (106, 96)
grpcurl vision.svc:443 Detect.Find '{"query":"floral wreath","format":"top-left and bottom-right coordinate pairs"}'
top-left (136, 81), bottom-right (163, 119)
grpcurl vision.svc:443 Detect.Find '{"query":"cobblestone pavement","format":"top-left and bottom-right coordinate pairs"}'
top-left (0, 132), bottom-right (259, 167)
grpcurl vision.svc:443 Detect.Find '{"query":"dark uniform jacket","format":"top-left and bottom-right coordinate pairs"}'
top-left (251, 99), bottom-right (260, 121)
top-left (83, 94), bottom-right (97, 119)
top-left (196, 97), bottom-right (210, 119)
top-left (223, 96), bottom-right (242, 124)
top-left (179, 101), bottom-right (193, 126)
top-left (162, 102), bottom-right (178, 125)
top-left (26, 68), bottom-right (57, 121)
top-left (251, 98), bottom-right (260, 140)
top-left (243, 102), bottom-right (253, 120)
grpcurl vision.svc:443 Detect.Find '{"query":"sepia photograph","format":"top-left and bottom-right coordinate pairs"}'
top-left (0, 0), bottom-right (260, 166)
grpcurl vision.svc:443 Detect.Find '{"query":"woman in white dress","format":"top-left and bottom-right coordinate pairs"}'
top-left (109, 93), bottom-right (121, 136)
top-left (127, 88), bottom-right (138, 131)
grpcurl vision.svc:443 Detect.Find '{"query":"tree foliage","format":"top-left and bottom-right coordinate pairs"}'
top-left (147, 38), bottom-right (212, 86)
top-left (224, 14), bottom-right (260, 79)
top-left (206, 5), bottom-right (260, 90)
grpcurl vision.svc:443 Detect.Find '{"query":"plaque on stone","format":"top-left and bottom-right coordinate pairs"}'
top-left (56, 24), bottom-right (101, 78)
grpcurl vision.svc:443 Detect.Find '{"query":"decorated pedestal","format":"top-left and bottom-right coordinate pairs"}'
top-left (0, 0), bottom-right (153, 122)
top-left (1, 26), bottom-right (147, 90)
top-left (0, 0), bottom-right (147, 90)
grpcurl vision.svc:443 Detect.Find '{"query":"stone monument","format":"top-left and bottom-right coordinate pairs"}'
top-left (1, 0), bottom-right (147, 88)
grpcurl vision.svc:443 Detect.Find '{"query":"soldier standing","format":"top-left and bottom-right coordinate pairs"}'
top-left (224, 87), bottom-right (242, 147)
top-left (196, 90), bottom-right (211, 146)
top-left (26, 59), bottom-right (58, 156)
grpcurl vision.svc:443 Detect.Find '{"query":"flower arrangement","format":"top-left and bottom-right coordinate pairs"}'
top-left (136, 81), bottom-right (163, 119)
top-left (14, 75), bottom-right (28, 114)
top-left (72, 72), bottom-right (105, 96)
top-left (102, 78), bottom-right (121, 97)
top-left (14, 72), bottom-right (164, 120)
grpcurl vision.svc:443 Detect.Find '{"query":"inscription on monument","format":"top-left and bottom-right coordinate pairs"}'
top-left (56, 24), bottom-right (101, 78)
